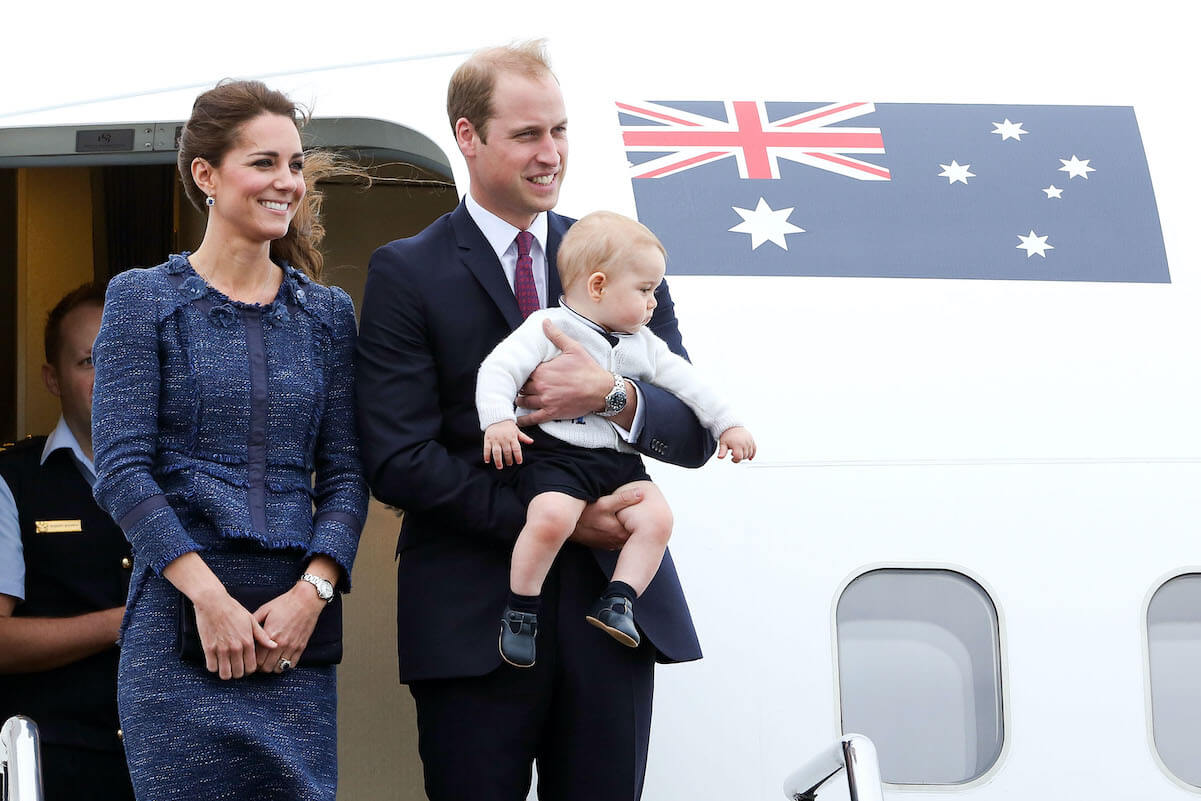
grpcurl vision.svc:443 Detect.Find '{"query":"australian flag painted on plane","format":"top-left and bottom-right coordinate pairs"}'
top-left (617, 101), bottom-right (1170, 282)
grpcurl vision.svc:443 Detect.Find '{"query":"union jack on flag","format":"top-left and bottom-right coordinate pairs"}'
top-left (617, 100), bottom-right (890, 181)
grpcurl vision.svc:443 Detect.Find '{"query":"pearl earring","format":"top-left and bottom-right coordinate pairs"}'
top-left (205, 196), bottom-right (215, 207)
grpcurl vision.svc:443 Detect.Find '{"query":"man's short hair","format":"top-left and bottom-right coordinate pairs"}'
top-left (556, 211), bottom-right (667, 292)
top-left (44, 283), bottom-right (106, 366)
top-left (447, 40), bottom-right (554, 142)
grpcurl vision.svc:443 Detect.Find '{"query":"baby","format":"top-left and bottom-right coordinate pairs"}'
top-left (476, 210), bottom-right (755, 667)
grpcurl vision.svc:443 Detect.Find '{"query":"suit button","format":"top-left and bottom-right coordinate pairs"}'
top-left (117, 729), bottom-right (124, 741)
top-left (121, 557), bottom-right (132, 569)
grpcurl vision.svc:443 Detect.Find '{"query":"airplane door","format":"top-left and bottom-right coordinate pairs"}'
top-left (0, 116), bottom-right (457, 800)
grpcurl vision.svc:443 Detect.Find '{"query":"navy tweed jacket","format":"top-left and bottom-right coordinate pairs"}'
top-left (91, 254), bottom-right (368, 608)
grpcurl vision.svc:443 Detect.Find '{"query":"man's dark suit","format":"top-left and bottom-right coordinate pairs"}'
top-left (356, 202), bottom-right (711, 799)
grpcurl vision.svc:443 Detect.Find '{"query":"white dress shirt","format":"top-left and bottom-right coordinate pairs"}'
top-left (464, 192), bottom-right (550, 309)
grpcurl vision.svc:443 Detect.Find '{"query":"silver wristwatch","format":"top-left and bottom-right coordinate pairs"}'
top-left (596, 372), bottom-right (628, 418)
top-left (300, 573), bottom-right (335, 604)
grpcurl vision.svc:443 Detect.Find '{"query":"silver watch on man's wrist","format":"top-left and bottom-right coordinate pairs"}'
top-left (300, 572), bottom-right (335, 604)
top-left (596, 372), bottom-right (628, 418)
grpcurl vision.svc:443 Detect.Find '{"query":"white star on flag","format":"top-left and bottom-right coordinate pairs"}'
top-left (1059, 155), bottom-right (1095, 179)
top-left (1016, 230), bottom-right (1054, 258)
top-left (991, 119), bottom-right (1028, 141)
top-left (728, 198), bottom-right (805, 250)
top-left (1043, 185), bottom-right (1063, 199)
top-left (938, 160), bottom-right (975, 185)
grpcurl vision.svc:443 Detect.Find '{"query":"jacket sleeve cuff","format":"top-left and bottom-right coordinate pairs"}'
top-left (119, 496), bottom-right (200, 575)
top-left (306, 511), bottom-right (363, 592)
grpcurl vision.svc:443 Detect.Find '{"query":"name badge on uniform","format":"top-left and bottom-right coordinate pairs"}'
top-left (35, 519), bottom-right (83, 534)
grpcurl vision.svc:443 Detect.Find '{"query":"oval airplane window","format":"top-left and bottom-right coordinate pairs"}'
top-left (836, 568), bottom-right (1005, 785)
top-left (1146, 573), bottom-right (1201, 788)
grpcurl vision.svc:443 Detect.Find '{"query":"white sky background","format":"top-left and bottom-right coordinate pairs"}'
top-left (1, 0), bottom-right (1193, 120)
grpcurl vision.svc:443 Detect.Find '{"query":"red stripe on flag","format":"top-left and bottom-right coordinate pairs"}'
top-left (778, 102), bottom-right (867, 128)
top-left (616, 102), bottom-right (702, 127)
top-left (622, 129), bottom-right (884, 150)
top-left (731, 102), bottom-right (773, 178)
top-left (636, 151), bottom-right (728, 178)
top-left (805, 151), bottom-right (891, 179)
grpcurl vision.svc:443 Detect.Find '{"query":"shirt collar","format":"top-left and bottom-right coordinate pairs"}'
top-left (558, 298), bottom-right (625, 347)
top-left (41, 416), bottom-right (96, 483)
top-left (464, 193), bottom-right (549, 261)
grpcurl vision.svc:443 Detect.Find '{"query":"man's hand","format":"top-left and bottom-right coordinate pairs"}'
top-left (569, 486), bottom-right (644, 550)
top-left (717, 426), bottom-right (757, 463)
top-left (483, 420), bottom-right (533, 469)
top-left (0, 594), bottom-right (124, 673)
top-left (517, 320), bottom-right (612, 426)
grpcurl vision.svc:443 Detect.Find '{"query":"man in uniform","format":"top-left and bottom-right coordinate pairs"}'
top-left (0, 283), bottom-right (134, 800)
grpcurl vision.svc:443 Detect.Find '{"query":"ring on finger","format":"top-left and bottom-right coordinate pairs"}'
top-left (278, 657), bottom-right (293, 672)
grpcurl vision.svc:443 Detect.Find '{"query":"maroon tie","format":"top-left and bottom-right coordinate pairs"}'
top-left (514, 231), bottom-right (539, 319)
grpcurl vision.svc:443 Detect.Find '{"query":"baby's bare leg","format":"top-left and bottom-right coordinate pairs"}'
top-left (510, 491), bottom-right (588, 596)
top-left (611, 481), bottom-right (673, 596)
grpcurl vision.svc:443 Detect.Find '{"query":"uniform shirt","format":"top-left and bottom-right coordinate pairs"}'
top-left (0, 417), bottom-right (95, 601)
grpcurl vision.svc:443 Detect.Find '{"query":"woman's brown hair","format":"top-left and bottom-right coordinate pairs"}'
top-left (177, 79), bottom-right (346, 281)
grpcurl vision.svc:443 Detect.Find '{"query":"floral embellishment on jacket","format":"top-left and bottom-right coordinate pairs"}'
top-left (179, 275), bottom-right (209, 301)
top-left (288, 282), bottom-right (309, 310)
top-left (208, 303), bottom-right (238, 328)
top-left (263, 299), bottom-right (291, 328)
top-left (163, 253), bottom-right (190, 275)
top-left (280, 264), bottom-right (310, 310)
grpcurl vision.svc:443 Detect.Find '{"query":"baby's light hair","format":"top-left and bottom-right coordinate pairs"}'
top-left (557, 211), bottom-right (666, 292)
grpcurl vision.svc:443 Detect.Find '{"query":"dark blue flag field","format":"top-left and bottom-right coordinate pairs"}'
top-left (618, 101), bottom-right (1169, 282)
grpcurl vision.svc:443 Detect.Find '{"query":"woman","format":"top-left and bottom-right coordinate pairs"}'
top-left (91, 80), bottom-right (368, 800)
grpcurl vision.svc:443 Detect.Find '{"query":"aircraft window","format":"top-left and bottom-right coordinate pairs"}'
top-left (835, 568), bottom-right (1004, 785)
top-left (1146, 573), bottom-right (1201, 787)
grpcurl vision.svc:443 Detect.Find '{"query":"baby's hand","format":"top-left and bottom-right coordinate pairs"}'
top-left (483, 421), bottom-right (534, 470)
top-left (717, 426), bottom-right (757, 463)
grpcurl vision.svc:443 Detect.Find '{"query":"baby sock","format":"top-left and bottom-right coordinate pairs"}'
top-left (508, 591), bottom-right (541, 614)
top-left (603, 581), bottom-right (638, 602)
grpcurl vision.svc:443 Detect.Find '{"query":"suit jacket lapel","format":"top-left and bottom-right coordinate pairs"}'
top-left (453, 203), bottom-right (571, 324)
top-left (545, 211), bottom-right (568, 307)
top-left (451, 202), bottom-right (525, 330)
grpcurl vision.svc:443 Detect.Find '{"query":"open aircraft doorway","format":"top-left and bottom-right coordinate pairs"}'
top-left (0, 116), bottom-right (456, 438)
top-left (0, 117), bottom-right (457, 799)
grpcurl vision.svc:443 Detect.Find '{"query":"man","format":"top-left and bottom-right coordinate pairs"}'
top-left (356, 42), bottom-right (713, 800)
top-left (0, 283), bottom-right (134, 801)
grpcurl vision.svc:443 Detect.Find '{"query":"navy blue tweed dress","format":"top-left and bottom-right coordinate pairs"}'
top-left (91, 254), bottom-right (368, 800)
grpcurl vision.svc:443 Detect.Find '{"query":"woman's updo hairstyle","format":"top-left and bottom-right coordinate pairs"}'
top-left (177, 79), bottom-right (341, 281)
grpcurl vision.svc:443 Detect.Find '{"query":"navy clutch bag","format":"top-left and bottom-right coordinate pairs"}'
top-left (177, 584), bottom-right (344, 666)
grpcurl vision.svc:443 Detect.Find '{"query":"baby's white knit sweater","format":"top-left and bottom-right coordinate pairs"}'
top-left (476, 305), bottom-right (741, 453)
